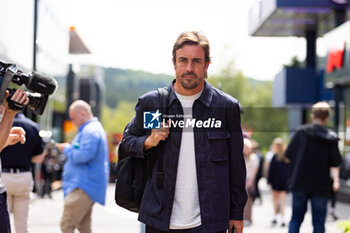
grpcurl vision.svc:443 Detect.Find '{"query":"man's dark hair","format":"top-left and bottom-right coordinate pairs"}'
top-left (172, 31), bottom-right (211, 65)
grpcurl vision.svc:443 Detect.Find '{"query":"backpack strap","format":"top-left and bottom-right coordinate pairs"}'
top-left (156, 87), bottom-right (169, 189)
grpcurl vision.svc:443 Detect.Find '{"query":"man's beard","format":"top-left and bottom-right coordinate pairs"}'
top-left (178, 72), bottom-right (204, 90)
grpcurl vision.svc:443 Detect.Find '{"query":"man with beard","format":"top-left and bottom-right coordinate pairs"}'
top-left (120, 31), bottom-right (247, 233)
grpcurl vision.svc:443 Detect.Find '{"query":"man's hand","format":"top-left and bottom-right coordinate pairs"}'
top-left (333, 180), bottom-right (340, 192)
top-left (5, 126), bottom-right (26, 147)
top-left (229, 220), bottom-right (243, 233)
top-left (331, 167), bottom-right (340, 192)
top-left (144, 122), bottom-right (170, 151)
top-left (5, 89), bottom-right (29, 114)
top-left (0, 90), bottom-right (29, 151)
top-left (246, 178), bottom-right (253, 189)
top-left (56, 143), bottom-right (70, 153)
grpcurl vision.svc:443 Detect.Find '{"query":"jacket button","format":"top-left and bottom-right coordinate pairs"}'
top-left (169, 186), bottom-right (173, 191)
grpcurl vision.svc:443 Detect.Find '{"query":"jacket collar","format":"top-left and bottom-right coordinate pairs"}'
top-left (167, 79), bottom-right (213, 108)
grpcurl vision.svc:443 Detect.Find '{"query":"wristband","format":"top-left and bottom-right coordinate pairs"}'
top-left (6, 98), bottom-right (25, 111)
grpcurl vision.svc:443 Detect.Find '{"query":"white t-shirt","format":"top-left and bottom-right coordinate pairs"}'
top-left (170, 90), bottom-right (202, 229)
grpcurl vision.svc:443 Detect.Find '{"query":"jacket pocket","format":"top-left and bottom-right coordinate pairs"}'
top-left (207, 130), bottom-right (231, 162)
top-left (141, 178), bottom-right (163, 220)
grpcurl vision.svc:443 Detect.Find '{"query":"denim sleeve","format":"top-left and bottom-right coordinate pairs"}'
top-left (120, 97), bottom-right (152, 159)
top-left (227, 102), bottom-right (248, 220)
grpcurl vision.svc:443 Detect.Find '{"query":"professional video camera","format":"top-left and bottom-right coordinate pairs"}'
top-left (0, 60), bottom-right (57, 115)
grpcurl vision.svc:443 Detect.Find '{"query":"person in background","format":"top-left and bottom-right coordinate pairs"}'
top-left (0, 89), bottom-right (29, 233)
top-left (56, 100), bottom-right (109, 233)
top-left (243, 138), bottom-right (259, 227)
top-left (286, 102), bottom-right (342, 233)
top-left (251, 139), bottom-right (264, 205)
top-left (267, 137), bottom-right (289, 227)
top-left (263, 144), bottom-right (274, 178)
top-left (329, 179), bottom-right (338, 221)
top-left (40, 146), bottom-right (57, 199)
top-left (0, 112), bottom-right (45, 233)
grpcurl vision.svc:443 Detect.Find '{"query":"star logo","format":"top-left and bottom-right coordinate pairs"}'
top-left (150, 110), bottom-right (162, 122)
top-left (143, 110), bottom-right (162, 129)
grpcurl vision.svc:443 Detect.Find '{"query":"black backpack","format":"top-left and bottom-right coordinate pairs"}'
top-left (114, 87), bottom-right (168, 212)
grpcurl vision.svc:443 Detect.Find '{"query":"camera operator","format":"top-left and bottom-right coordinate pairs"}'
top-left (0, 89), bottom-right (28, 233)
top-left (1, 112), bottom-right (45, 233)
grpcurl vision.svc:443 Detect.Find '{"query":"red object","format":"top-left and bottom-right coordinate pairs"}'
top-left (326, 46), bottom-right (345, 73)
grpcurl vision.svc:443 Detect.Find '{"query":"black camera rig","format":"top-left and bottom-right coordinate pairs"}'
top-left (0, 60), bottom-right (58, 115)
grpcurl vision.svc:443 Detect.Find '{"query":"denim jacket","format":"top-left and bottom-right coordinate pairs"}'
top-left (121, 80), bottom-right (247, 233)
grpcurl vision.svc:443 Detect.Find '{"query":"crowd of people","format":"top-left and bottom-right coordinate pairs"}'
top-left (0, 31), bottom-right (344, 233)
top-left (241, 101), bottom-right (343, 233)
top-left (0, 96), bottom-right (109, 233)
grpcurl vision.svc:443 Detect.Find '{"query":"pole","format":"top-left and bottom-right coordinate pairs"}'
top-left (33, 0), bottom-right (38, 71)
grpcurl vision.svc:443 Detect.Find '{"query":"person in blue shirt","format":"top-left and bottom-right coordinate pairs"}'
top-left (56, 100), bottom-right (109, 233)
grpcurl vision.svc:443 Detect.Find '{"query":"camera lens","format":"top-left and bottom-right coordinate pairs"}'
top-left (27, 92), bottom-right (49, 115)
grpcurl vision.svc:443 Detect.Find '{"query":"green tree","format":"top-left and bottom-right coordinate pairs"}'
top-left (101, 101), bottom-right (135, 133)
top-left (208, 62), bottom-right (288, 151)
top-left (104, 68), bottom-right (172, 108)
top-left (101, 63), bottom-right (288, 151)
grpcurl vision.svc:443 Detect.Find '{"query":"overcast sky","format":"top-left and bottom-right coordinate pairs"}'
top-left (59, 0), bottom-right (326, 81)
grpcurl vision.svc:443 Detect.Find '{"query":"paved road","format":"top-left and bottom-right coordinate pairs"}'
top-left (27, 184), bottom-right (140, 233)
top-left (15, 179), bottom-right (350, 232)
top-left (244, 179), bottom-right (350, 233)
